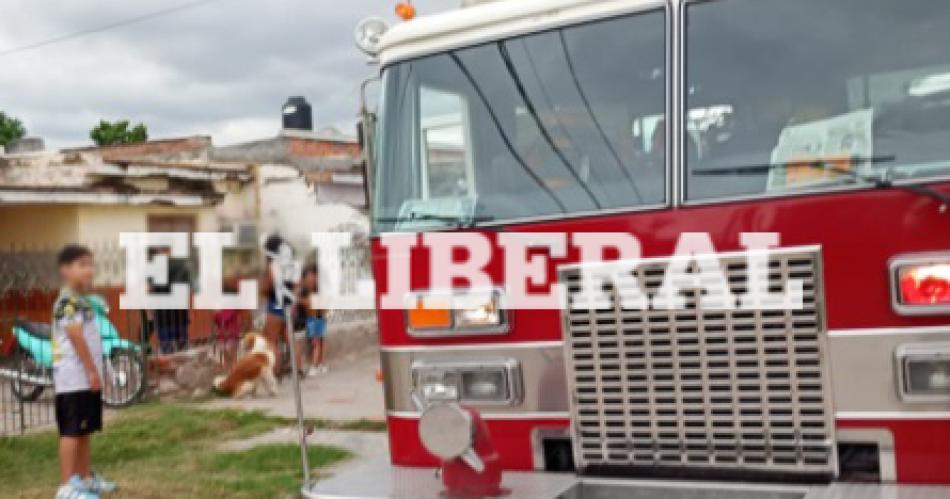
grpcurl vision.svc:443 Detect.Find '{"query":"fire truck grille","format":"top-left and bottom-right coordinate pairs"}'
top-left (559, 247), bottom-right (836, 479)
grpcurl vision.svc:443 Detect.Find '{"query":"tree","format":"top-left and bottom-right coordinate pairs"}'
top-left (0, 111), bottom-right (26, 148)
top-left (90, 120), bottom-right (149, 146)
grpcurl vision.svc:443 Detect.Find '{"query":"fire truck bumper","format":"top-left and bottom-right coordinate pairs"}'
top-left (302, 459), bottom-right (950, 499)
top-left (301, 459), bottom-right (576, 498)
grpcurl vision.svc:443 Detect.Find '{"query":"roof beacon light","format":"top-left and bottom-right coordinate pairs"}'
top-left (395, 2), bottom-right (416, 21)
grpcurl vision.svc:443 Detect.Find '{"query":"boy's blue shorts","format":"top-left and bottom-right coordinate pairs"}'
top-left (306, 317), bottom-right (327, 339)
top-left (266, 299), bottom-right (285, 318)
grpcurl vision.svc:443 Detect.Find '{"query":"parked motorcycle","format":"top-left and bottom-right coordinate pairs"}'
top-left (7, 294), bottom-right (145, 408)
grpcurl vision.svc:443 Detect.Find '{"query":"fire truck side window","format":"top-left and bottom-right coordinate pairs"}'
top-left (374, 8), bottom-right (667, 232)
top-left (685, 0), bottom-right (950, 202)
top-left (419, 87), bottom-right (475, 199)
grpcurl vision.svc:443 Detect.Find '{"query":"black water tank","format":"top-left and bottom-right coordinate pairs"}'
top-left (282, 96), bottom-right (313, 131)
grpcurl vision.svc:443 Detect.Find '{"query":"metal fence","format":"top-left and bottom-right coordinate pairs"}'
top-left (0, 244), bottom-right (149, 435)
top-left (0, 286), bottom-right (59, 436)
top-left (0, 237), bottom-right (374, 436)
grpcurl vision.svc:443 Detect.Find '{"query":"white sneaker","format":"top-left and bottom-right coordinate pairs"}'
top-left (56, 476), bottom-right (99, 499)
top-left (307, 366), bottom-right (319, 377)
top-left (55, 484), bottom-right (74, 499)
top-left (317, 365), bottom-right (329, 375)
top-left (86, 471), bottom-right (118, 494)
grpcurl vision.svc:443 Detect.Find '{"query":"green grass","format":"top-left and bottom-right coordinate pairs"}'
top-left (304, 417), bottom-right (388, 432)
top-left (0, 403), bottom-right (350, 498)
top-left (198, 444), bottom-right (349, 496)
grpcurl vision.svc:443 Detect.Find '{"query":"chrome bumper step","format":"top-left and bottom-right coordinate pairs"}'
top-left (302, 461), bottom-right (950, 499)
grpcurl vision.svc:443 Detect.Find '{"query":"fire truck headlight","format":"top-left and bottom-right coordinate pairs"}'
top-left (890, 253), bottom-right (950, 315)
top-left (454, 291), bottom-right (505, 329)
top-left (461, 369), bottom-right (509, 402)
top-left (418, 370), bottom-right (460, 403)
top-left (406, 290), bottom-right (507, 336)
top-left (412, 359), bottom-right (522, 406)
top-left (896, 342), bottom-right (950, 402)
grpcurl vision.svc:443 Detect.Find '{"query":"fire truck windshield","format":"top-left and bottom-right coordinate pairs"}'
top-left (373, 0), bottom-right (950, 233)
top-left (685, 0), bottom-right (950, 201)
top-left (373, 9), bottom-right (667, 232)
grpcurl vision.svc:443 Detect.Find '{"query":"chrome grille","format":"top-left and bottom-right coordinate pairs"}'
top-left (559, 247), bottom-right (836, 477)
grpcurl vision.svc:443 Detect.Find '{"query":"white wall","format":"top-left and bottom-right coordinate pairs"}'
top-left (257, 164), bottom-right (368, 254)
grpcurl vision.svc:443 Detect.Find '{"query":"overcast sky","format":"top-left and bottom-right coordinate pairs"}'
top-left (0, 0), bottom-right (452, 149)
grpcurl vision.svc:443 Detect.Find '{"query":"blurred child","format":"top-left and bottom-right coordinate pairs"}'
top-left (213, 308), bottom-right (243, 371)
top-left (149, 246), bottom-right (191, 354)
top-left (213, 277), bottom-right (246, 371)
top-left (261, 235), bottom-right (293, 378)
top-left (53, 244), bottom-right (117, 498)
top-left (295, 265), bottom-right (328, 377)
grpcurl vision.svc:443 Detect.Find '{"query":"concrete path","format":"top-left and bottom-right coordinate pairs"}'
top-left (202, 347), bottom-right (386, 422)
top-left (221, 426), bottom-right (390, 460)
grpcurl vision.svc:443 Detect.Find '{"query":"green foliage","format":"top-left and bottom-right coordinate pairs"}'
top-left (90, 119), bottom-right (149, 146)
top-left (302, 417), bottom-right (388, 432)
top-left (0, 111), bottom-right (26, 147)
top-left (0, 403), bottom-right (349, 498)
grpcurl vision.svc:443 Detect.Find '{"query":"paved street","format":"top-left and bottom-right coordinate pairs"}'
top-left (208, 347), bottom-right (389, 481)
top-left (221, 426), bottom-right (390, 461)
top-left (202, 347), bottom-right (386, 423)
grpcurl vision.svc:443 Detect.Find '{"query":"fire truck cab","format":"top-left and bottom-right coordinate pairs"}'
top-left (305, 0), bottom-right (950, 497)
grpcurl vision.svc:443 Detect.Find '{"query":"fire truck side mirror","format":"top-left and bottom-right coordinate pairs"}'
top-left (358, 76), bottom-right (379, 212)
top-left (356, 115), bottom-right (376, 210)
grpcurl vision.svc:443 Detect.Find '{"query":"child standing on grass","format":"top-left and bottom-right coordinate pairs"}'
top-left (52, 245), bottom-right (117, 499)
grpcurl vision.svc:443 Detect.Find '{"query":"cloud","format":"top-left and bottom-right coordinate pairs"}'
top-left (210, 117), bottom-right (279, 145)
top-left (0, 0), bottom-right (452, 148)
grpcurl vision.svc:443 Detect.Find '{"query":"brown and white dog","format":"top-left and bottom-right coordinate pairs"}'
top-left (213, 333), bottom-right (278, 398)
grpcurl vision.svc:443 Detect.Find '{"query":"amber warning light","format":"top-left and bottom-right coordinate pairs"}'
top-left (407, 295), bottom-right (453, 330)
top-left (395, 1), bottom-right (416, 20)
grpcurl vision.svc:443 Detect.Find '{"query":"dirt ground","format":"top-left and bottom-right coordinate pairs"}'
top-left (200, 347), bottom-right (386, 423)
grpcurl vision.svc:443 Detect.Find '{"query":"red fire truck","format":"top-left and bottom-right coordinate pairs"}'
top-left (306, 0), bottom-right (950, 497)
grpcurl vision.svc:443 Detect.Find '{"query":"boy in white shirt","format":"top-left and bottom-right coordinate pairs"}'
top-left (52, 245), bottom-right (116, 498)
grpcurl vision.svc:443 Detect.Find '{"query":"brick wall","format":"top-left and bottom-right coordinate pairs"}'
top-left (286, 137), bottom-right (359, 158)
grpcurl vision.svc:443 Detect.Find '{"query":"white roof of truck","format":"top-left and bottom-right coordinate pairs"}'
top-left (377, 0), bottom-right (665, 65)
